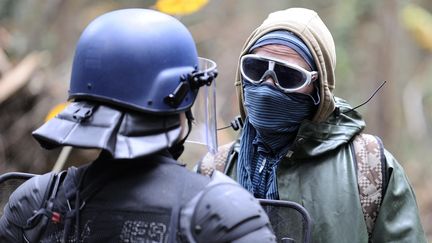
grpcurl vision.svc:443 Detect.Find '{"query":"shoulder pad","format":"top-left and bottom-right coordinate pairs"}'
top-left (208, 170), bottom-right (237, 185)
top-left (180, 171), bottom-right (275, 242)
top-left (3, 172), bottom-right (54, 227)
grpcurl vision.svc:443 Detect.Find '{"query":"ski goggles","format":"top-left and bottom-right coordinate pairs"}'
top-left (240, 54), bottom-right (318, 93)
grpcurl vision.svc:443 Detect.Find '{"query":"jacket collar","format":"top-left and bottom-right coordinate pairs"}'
top-left (285, 97), bottom-right (365, 159)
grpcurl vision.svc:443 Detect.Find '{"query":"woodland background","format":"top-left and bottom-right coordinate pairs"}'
top-left (0, 0), bottom-right (431, 239)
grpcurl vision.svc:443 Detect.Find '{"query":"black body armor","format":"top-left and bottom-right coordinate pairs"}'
top-left (0, 152), bottom-right (275, 243)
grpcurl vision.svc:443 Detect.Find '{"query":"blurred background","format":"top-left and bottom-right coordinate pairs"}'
top-left (0, 0), bottom-right (431, 239)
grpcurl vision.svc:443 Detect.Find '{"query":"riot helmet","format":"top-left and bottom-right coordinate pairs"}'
top-left (69, 8), bottom-right (216, 114)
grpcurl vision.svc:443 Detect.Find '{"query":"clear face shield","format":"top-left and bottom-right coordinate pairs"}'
top-left (179, 58), bottom-right (218, 167)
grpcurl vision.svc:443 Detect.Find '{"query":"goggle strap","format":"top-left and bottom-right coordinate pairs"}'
top-left (308, 86), bottom-right (320, 105)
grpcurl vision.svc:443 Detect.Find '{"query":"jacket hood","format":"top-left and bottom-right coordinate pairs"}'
top-left (235, 8), bottom-right (337, 122)
top-left (292, 97), bottom-right (365, 159)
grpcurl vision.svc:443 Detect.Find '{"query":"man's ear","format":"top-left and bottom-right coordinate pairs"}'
top-left (311, 71), bottom-right (319, 82)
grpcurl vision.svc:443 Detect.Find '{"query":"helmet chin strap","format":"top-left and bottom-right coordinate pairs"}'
top-left (168, 110), bottom-right (194, 159)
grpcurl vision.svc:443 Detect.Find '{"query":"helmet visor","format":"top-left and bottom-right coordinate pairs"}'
top-left (181, 58), bottom-right (218, 166)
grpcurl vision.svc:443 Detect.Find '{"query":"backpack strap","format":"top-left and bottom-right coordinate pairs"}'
top-left (352, 133), bottom-right (387, 237)
top-left (198, 140), bottom-right (240, 176)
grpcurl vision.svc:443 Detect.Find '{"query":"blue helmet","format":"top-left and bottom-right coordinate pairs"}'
top-left (69, 9), bottom-right (216, 114)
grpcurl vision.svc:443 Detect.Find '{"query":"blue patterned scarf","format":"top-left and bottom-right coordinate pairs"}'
top-left (237, 83), bottom-right (317, 199)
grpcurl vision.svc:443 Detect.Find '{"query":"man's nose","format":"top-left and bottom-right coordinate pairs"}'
top-left (263, 76), bottom-right (276, 86)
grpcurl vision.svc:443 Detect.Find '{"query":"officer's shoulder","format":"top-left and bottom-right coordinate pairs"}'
top-left (4, 172), bottom-right (54, 226)
top-left (183, 171), bottom-right (274, 242)
top-left (200, 171), bottom-right (262, 210)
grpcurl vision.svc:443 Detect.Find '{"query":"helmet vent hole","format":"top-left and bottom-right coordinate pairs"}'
top-left (87, 83), bottom-right (92, 90)
top-left (147, 100), bottom-right (153, 106)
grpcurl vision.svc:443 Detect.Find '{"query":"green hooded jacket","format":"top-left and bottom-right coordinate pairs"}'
top-left (226, 8), bottom-right (427, 242)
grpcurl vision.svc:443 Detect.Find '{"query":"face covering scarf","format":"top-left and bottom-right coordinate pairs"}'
top-left (237, 82), bottom-right (317, 199)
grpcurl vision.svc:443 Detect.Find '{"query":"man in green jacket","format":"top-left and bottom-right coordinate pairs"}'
top-left (200, 7), bottom-right (426, 242)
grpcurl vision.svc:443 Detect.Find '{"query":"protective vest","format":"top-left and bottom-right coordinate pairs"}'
top-left (41, 154), bottom-right (203, 242)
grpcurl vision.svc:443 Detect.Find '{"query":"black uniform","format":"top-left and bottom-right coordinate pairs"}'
top-left (0, 151), bottom-right (275, 242)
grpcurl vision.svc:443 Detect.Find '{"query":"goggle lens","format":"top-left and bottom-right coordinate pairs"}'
top-left (241, 57), bottom-right (269, 82)
top-left (273, 63), bottom-right (306, 89)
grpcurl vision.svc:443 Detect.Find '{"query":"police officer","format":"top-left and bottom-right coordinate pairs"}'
top-left (0, 9), bottom-right (276, 242)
